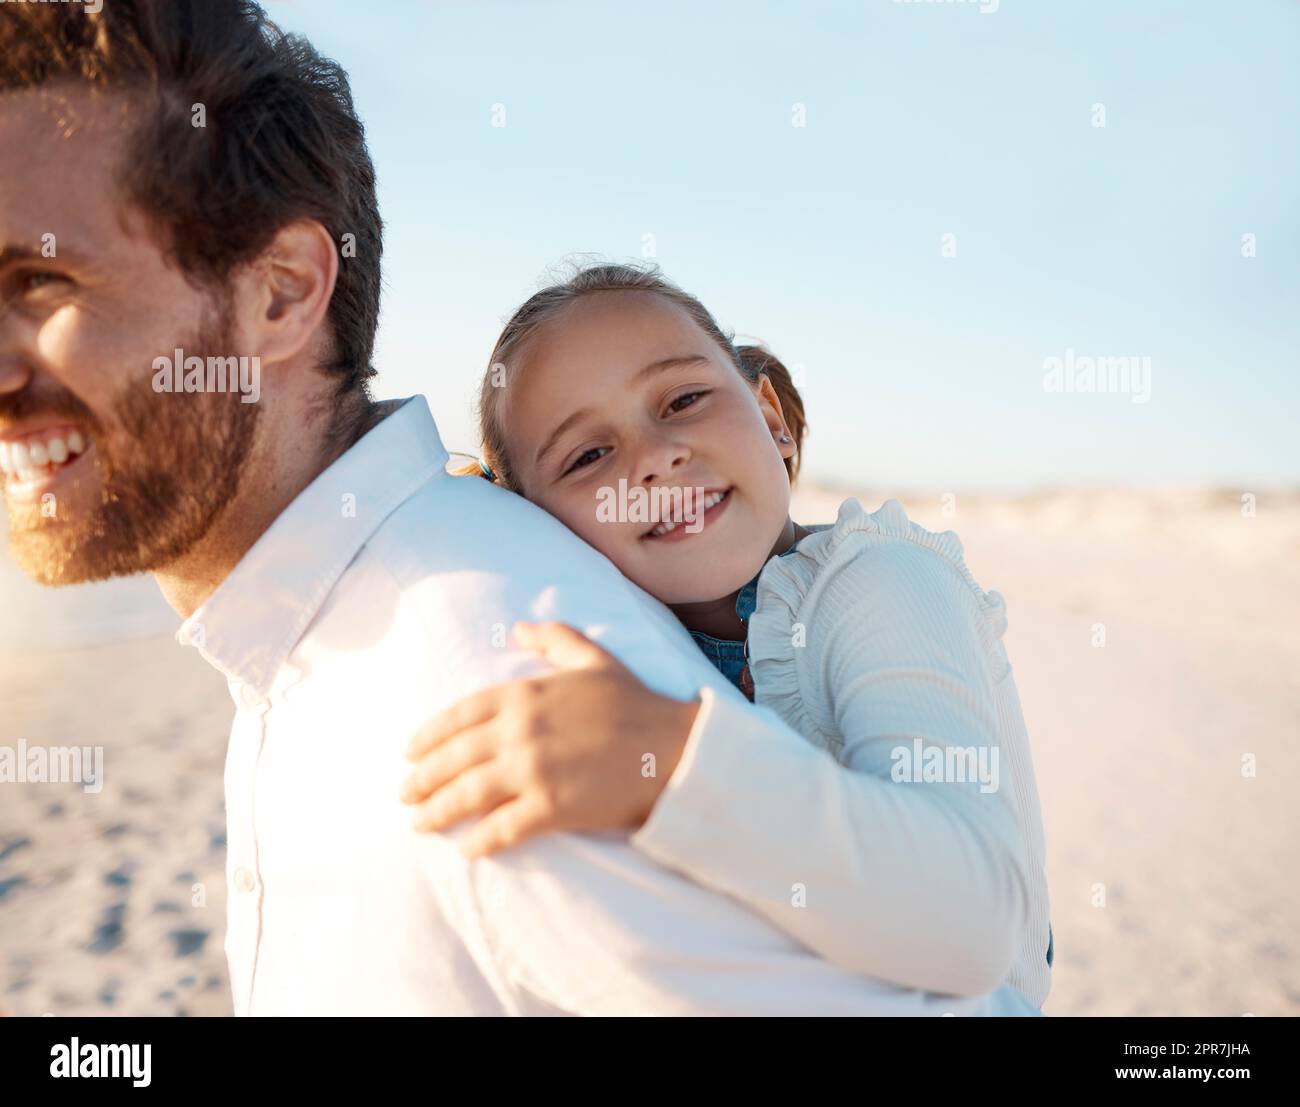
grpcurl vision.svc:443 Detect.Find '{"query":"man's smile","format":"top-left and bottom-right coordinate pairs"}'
top-left (0, 423), bottom-right (94, 505)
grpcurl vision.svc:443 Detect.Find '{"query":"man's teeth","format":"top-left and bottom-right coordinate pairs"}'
top-left (648, 490), bottom-right (728, 537)
top-left (0, 429), bottom-right (88, 481)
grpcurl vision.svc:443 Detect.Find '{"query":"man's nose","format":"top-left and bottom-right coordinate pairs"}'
top-left (0, 352), bottom-right (32, 397)
top-left (0, 308), bottom-right (34, 395)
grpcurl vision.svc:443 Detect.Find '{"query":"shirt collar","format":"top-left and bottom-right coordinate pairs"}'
top-left (176, 395), bottom-right (449, 697)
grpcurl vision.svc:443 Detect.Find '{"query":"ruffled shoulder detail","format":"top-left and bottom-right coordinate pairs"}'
top-left (746, 499), bottom-right (1010, 747)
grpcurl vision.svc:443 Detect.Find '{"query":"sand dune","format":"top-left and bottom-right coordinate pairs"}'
top-left (2, 485), bottom-right (1297, 1016)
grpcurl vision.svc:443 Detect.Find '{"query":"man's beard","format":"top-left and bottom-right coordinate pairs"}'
top-left (3, 311), bottom-right (262, 586)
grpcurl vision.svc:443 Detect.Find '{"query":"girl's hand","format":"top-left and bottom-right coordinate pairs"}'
top-left (401, 622), bottom-right (700, 859)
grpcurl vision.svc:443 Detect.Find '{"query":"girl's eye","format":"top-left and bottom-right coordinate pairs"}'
top-left (564, 446), bottom-right (609, 475)
top-left (666, 390), bottom-right (709, 415)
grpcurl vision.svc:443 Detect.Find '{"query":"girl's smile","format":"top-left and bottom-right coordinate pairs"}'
top-left (641, 486), bottom-right (732, 541)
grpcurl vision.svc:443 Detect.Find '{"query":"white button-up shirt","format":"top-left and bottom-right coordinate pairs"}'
top-left (178, 396), bottom-right (1036, 1016)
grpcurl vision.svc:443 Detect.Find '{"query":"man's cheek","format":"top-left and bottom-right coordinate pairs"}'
top-left (34, 309), bottom-right (126, 392)
top-left (36, 312), bottom-right (148, 407)
top-left (33, 307), bottom-right (86, 365)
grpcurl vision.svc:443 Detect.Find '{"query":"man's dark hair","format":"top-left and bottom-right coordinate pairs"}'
top-left (0, 0), bottom-right (383, 396)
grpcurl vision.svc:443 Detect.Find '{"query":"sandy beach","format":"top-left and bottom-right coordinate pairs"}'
top-left (2, 483), bottom-right (1297, 1016)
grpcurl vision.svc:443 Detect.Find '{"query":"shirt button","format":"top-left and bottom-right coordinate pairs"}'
top-left (233, 867), bottom-right (258, 893)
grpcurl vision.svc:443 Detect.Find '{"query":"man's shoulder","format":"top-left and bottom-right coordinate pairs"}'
top-left (363, 471), bottom-right (623, 587)
top-left (338, 471), bottom-right (728, 703)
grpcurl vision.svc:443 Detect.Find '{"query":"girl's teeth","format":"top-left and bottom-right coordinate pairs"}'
top-left (67, 431), bottom-right (86, 455)
top-left (28, 442), bottom-right (48, 467)
top-left (47, 437), bottom-right (69, 464)
top-left (647, 490), bottom-right (728, 537)
top-left (11, 442), bottom-right (31, 472)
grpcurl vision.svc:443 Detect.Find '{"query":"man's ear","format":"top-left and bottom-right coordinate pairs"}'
top-left (232, 220), bottom-right (339, 366)
top-left (755, 373), bottom-right (797, 463)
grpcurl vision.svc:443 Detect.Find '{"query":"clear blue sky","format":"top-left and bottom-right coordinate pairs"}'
top-left (268, 0), bottom-right (1298, 492)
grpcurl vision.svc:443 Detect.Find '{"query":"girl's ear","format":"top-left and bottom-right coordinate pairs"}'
top-left (755, 373), bottom-right (797, 463)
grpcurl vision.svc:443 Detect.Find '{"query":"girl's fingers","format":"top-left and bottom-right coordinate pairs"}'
top-left (459, 793), bottom-right (556, 860)
top-left (407, 686), bottom-right (503, 759)
top-left (400, 723), bottom-right (496, 805)
top-left (512, 621), bottom-right (619, 671)
top-left (410, 762), bottom-right (514, 834)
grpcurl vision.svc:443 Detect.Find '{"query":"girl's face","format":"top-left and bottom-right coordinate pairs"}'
top-left (502, 291), bottom-right (797, 605)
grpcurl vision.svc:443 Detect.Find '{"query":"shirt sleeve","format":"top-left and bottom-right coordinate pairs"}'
top-left (630, 540), bottom-right (1031, 997)
top-left (389, 499), bottom-right (1033, 1014)
top-left (453, 822), bottom-right (1034, 1015)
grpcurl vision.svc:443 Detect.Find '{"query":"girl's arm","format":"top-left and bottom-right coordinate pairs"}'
top-left (402, 543), bottom-right (1030, 996)
top-left (632, 540), bottom-right (1031, 996)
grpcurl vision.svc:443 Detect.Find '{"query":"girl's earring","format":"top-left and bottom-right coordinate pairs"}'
top-left (779, 434), bottom-right (793, 444)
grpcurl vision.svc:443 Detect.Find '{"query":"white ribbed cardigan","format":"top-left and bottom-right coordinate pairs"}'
top-left (632, 498), bottom-right (1051, 1007)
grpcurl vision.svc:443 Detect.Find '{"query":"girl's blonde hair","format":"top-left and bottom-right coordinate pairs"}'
top-left (454, 262), bottom-right (807, 491)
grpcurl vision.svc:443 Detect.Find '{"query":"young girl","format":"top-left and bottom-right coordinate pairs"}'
top-left (400, 263), bottom-right (1052, 1006)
